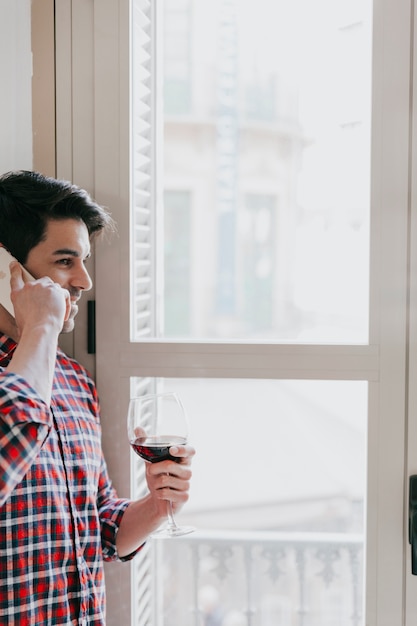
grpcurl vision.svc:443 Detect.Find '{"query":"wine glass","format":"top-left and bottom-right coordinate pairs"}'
top-left (127, 391), bottom-right (194, 538)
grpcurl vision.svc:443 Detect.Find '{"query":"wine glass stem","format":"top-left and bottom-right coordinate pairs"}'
top-left (166, 500), bottom-right (178, 531)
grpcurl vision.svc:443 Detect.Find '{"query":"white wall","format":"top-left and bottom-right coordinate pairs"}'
top-left (0, 0), bottom-right (32, 173)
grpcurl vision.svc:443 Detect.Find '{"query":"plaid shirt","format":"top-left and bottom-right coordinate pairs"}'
top-left (0, 334), bottom-right (135, 625)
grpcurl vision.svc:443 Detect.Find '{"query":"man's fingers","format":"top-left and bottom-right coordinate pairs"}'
top-left (9, 261), bottom-right (25, 290)
top-left (63, 288), bottom-right (71, 322)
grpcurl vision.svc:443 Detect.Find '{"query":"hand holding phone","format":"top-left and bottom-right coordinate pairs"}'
top-left (0, 248), bottom-right (34, 316)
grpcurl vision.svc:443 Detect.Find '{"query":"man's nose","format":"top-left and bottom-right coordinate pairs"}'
top-left (71, 263), bottom-right (93, 292)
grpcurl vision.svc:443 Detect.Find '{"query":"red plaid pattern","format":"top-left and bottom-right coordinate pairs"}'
top-left (0, 335), bottom-right (135, 625)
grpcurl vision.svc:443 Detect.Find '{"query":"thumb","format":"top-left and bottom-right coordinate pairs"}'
top-left (9, 261), bottom-right (25, 290)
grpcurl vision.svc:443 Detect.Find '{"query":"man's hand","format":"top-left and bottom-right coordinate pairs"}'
top-left (4, 262), bottom-right (72, 404)
top-left (143, 441), bottom-right (195, 516)
top-left (10, 261), bottom-right (71, 338)
top-left (116, 441), bottom-right (196, 556)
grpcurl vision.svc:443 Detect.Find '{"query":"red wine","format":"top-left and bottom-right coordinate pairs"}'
top-left (131, 435), bottom-right (186, 463)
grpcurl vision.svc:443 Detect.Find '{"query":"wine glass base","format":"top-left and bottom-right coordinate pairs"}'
top-left (151, 525), bottom-right (195, 539)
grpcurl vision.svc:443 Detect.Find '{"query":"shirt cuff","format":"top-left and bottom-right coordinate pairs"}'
top-left (101, 499), bottom-right (145, 562)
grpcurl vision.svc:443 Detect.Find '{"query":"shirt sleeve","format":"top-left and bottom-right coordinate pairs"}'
top-left (96, 453), bottom-right (143, 562)
top-left (0, 370), bottom-right (51, 507)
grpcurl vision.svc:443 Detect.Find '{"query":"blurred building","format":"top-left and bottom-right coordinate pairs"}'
top-left (162, 0), bottom-right (371, 343)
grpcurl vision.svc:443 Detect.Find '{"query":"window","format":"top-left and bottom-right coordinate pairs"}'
top-left (157, 0), bottom-right (371, 343)
top-left (241, 194), bottom-right (276, 332)
top-left (164, 0), bottom-right (192, 116)
top-left (128, 376), bottom-right (367, 625)
top-left (164, 190), bottom-right (191, 335)
top-left (129, 0), bottom-right (372, 624)
top-left (58, 0), bottom-right (416, 624)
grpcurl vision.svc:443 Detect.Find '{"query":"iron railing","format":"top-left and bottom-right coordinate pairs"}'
top-left (153, 529), bottom-right (364, 626)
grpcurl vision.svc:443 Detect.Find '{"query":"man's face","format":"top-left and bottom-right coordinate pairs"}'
top-left (25, 218), bottom-right (92, 333)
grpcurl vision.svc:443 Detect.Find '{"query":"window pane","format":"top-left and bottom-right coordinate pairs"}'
top-left (131, 377), bottom-right (367, 625)
top-left (160, 0), bottom-right (372, 342)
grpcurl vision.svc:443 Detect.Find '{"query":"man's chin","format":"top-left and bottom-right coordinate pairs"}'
top-left (61, 318), bottom-right (76, 334)
top-left (61, 304), bottom-right (78, 334)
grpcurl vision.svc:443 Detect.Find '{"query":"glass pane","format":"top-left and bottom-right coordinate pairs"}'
top-left (160, 0), bottom-right (372, 342)
top-left (131, 377), bottom-right (367, 625)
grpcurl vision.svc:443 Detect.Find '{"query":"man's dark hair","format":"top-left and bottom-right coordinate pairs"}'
top-left (0, 170), bottom-right (115, 263)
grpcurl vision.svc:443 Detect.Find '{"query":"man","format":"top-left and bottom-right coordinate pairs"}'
top-left (0, 170), bottom-right (195, 625)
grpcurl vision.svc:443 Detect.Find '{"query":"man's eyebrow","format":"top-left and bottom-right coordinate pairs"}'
top-left (52, 248), bottom-right (91, 258)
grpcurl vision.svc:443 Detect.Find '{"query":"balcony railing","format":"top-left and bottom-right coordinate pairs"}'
top-left (153, 529), bottom-right (364, 626)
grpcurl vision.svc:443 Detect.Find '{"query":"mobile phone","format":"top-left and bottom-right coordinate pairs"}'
top-left (0, 247), bottom-right (34, 316)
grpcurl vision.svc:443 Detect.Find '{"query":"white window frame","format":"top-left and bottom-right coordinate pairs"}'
top-left (51, 0), bottom-right (417, 624)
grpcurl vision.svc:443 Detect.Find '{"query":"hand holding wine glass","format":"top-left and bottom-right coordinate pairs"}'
top-left (127, 392), bottom-right (194, 537)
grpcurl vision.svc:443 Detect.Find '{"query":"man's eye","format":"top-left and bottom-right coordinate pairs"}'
top-left (58, 258), bottom-right (72, 266)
